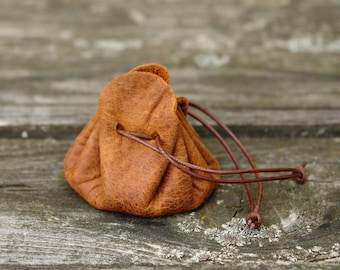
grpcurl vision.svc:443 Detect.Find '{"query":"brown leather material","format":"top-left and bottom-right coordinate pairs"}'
top-left (64, 63), bottom-right (219, 217)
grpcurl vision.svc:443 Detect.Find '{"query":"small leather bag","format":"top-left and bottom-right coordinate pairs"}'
top-left (64, 63), bottom-right (306, 228)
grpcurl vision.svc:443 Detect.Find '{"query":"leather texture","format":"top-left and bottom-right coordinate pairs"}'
top-left (64, 63), bottom-right (220, 217)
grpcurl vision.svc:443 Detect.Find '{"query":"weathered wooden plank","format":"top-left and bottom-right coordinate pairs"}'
top-left (0, 137), bottom-right (339, 268)
top-left (1, 67), bottom-right (340, 137)
top-left (1, 0), bottom-right (339, 130)
top-left (1, 68), bottom-right (339, 128)
top-left (1, 108), bottom-right (339, 139)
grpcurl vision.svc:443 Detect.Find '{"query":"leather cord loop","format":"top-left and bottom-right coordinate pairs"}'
top-left (117, 102), bottom-right (307, 229)
top-left (117, 129), bottom-right (306, 184)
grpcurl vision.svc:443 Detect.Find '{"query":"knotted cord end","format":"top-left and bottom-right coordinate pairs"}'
top-left (246, 210), bottom-right (262, 229)
top-left (294, 162), bottom-right (307, 184)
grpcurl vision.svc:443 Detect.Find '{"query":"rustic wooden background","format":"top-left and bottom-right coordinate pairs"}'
top-left (0, 0), bottom-right (339, 269)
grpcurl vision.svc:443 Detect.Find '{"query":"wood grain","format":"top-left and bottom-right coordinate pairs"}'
top-left (0, 0), bottom-right (339, 133)
top-left (0, 138), bottom-right (339, 268)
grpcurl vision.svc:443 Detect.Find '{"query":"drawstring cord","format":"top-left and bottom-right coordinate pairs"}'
top-left (117, 102), bottom-right (307, 229)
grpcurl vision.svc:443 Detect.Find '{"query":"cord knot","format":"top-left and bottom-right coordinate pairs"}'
top-left (246, 210), bottom-right (262, 229)
top-left (295, 162), bottom-right (307, 184)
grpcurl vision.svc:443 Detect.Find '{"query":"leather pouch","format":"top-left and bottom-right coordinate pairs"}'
top-left (64, 64), bottom-right (219, 217)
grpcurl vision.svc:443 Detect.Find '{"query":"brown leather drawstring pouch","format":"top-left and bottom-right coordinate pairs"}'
top-left (64, 63), bottom-right (306, 229)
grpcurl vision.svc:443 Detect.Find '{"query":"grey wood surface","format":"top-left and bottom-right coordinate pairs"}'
top-left (1, 0), bottom-right (339, 135)
top-left (0, 0), bottom-right (339, 269)
top-left (0, 137), bottom-right (339, 269)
